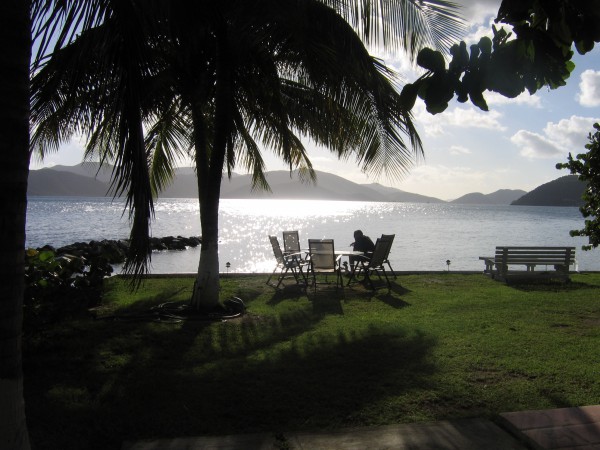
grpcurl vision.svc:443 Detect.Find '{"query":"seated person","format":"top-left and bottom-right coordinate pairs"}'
top-left (349, 229), bottom-right (375, 267)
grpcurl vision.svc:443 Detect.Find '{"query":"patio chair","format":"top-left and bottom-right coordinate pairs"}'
top-left (351, 237), bottom-right (391, 290)
top-left (266, 235), bottom-right (308, 289)
top-left (380, 234), bottom-right (397, 278)
top-left (282, 230), bottom-right (305, 260)
top-left (307, 239), bottom-right (343, 291)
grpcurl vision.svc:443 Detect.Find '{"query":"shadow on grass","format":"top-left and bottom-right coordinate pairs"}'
top-left (373, 292), bottom-right (411, 309)
top-left (266, 284), bottom-right (308, 306)
top-left (508, 280), bottom-right (596, 293)
top-left (24, 300), bottom-right (436, 450)
top-left (310, 290), bottom-right (345, 315)
top-left (342, 280), bottom-right (411, 309)
top-left (389, 282), bottom-right (412, 296)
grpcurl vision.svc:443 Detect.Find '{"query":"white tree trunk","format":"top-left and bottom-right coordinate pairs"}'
top-left (191, 238), bottom-right (221, 309)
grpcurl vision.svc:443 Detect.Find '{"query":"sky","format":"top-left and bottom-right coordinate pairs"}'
top-left (30, 0), bottom-right (600, 200)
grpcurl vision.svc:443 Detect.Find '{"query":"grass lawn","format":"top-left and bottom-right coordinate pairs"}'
top-left (23, 272), bottom-right (600, 449)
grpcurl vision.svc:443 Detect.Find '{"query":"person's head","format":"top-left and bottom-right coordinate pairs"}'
top-left (354, 230), bottom-right (364, 240)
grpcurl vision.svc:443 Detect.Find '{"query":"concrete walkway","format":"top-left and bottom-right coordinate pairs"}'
top-left (122, 406), bottom-right (600, 450)
top-left (500, 405), bottom-right (600, 450)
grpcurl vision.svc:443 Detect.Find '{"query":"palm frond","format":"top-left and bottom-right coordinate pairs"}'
top-left (145, 101), bottom-right (191, 197)
top-left (31, 0), bottom-right (111, 69)
top-left (266, 0), bottom-right (424, 181)
top-left (319, 0), bottom-right (466, 56)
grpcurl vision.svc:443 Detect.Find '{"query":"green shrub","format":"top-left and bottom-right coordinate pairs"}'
top-left (23, 247), bottom-right (113, 328)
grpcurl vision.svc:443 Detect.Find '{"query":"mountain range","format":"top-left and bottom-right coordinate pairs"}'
top-left (27, 163), bottom-right (586, 206)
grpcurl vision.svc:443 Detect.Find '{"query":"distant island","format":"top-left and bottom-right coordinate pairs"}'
top-left (27, 163), bottom-right (587, 206)
top-left (511, 175), bottom-right (585, 207)
top-left (451, 189), bottom-right (527, 205)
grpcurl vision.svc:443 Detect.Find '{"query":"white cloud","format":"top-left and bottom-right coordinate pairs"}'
top-left (486, 91), bottom-right (542, 108)
top-left (441, 107), bottom-right (506, 130)
top-left (462, 17), bottom-right (496, 45)
top-left (456, 0), bottom-right (501, 26)
top-left (449, 145), bottom-right (471, 155)
top-left (544, 116), bottom-right (599, 148)
top-left (414, 101), bottom-right (506, 136)
top-left (577, 70), bottom-right (600, 107)
top-left (510, 130), bottom-right (563, 159)
top-left (511, 115), bottom-right (600, 159)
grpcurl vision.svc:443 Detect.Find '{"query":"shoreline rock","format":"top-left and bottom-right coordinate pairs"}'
top-left (35, 235), bottom-right (202, 264)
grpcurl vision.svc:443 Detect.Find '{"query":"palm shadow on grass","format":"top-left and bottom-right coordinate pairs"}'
top-left (24, 287), bottom-right (437, 450)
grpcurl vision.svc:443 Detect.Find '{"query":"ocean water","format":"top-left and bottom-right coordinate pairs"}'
top-left (26, 196), bottom-right (600, 273)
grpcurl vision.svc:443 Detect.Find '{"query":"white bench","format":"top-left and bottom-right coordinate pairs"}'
top-left (479, 246), bottom-right (576, 282)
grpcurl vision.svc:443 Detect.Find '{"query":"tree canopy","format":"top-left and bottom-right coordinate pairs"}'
top-left (557, 124), bottom-right (600, 250)
top-left (400, 0), bottom-right (600, 114)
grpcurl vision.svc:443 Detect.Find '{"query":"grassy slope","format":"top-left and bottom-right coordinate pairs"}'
top-left (23, 273), bottom-right (600, 449)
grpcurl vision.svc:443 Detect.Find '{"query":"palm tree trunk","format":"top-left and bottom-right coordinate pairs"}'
top-left (190, 20), bottom-right (232, 310)
top-left (0, 0), bottom-right (32, 448)
top-left (191, 106), bottom-right (222, 310)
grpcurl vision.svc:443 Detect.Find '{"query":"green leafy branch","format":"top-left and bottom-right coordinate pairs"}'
top-left (401, 0), bottom-right (600, 115)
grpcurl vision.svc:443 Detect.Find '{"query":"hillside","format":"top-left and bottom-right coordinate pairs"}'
top-left (29, 164), bottom-right (585, 206)
top-left (27, 168), bottom-right (113, 197)
top-left (363, 183), bottom-right (445, 203)
top-left (27, 165), bottom-right (445, 203)
top-left (49, 162), bottom-right (114, 183)
top-left (511, 175), bottom-right (585, 206)
top-left (451, 189), bottom-right (527, 205)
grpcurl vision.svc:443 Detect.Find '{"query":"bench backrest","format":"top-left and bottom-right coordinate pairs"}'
top-left (494, 246), bottom-right (576, 266)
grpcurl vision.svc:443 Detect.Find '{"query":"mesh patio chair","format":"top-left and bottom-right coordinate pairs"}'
top-left (380, 234), bottom-right (397, 278)
top-left (266, 235), bottom-right (308, 289)
top-left (350, 237), bottom-right (391, 290)
top-left (282, 230), bottom-right (305, 261)
top-left (307, 239), bottom-right (343, 291)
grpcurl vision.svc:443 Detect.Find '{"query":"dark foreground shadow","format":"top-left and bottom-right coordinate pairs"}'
top-left (23, 300), bottom-right (436, 450)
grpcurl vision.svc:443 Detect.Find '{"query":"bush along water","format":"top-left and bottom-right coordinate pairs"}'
top-left (23, 236), bottom-right (201, 329)
top-left (24, 247), bottom-right (112, 329)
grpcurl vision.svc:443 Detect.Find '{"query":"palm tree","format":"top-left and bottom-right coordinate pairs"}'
top-left (31, 0), bottom-right (464, 310)
top-left (31, 0), bottom-right (161, 279)
top-left (0, 0), bottom-right (33, 448)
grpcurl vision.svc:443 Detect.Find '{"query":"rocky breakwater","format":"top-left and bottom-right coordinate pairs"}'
top-left (39, 235), bottom-right (202, 264)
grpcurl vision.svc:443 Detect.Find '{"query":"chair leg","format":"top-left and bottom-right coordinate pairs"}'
top-left (268, 265), bottom-right (296, 290)
top-left (300, 264), bottom-right (311, 286)
top-left (266, 264), bottom-right (281, 286)
top-left (276, 267), bottom-right (290, 289)
top-left (290, 265), bottom-right (308, 289)
top-left (347, 261), bottom-right (365, 286)
top-left (365, 268), bottom-right (375, 290)
top-left (386, 260), bottom-right (397, 279)
top-left (365, 267), bottom-right (390, 291)
top-left (380, 267), bottom-right (391, 289)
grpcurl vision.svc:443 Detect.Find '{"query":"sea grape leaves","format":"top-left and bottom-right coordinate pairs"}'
top-left (402, 0), bottom-right (600, 115)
